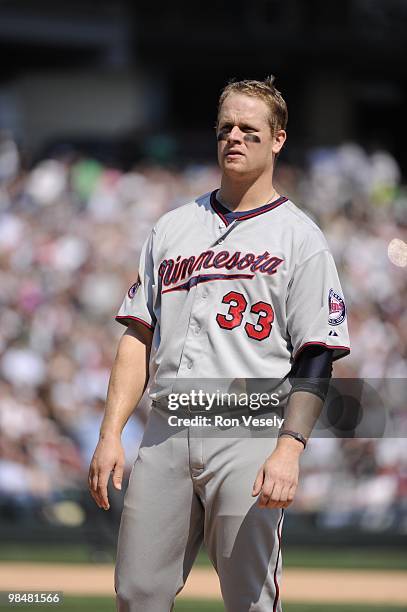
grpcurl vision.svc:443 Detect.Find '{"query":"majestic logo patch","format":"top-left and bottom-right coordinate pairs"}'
top-left (328, 289), bottom-right (346, 326)
top-left (128, 277), bottom-right (141, 299)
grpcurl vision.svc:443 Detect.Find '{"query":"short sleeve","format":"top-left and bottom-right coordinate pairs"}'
top-left (286, 249), bottom-right (350, 362)
top-left (115, 231), bottom-right (156, 331)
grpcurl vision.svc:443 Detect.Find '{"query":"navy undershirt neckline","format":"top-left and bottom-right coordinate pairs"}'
top-left (211, 190), bottom-right (287, 225)
top-left (214, 197), bottom-right (277, 222)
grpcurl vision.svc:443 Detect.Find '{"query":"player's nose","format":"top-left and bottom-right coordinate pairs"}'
top-left (228, 125), bottom-right (243, 142)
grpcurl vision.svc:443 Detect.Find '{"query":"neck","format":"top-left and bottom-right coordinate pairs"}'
top-left (218, 174), bottom-right (277, 211)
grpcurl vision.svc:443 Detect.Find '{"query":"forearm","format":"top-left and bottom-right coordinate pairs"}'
top-left (284, 390), bottom-right (324, 439)
top-left (277, 390), bottom-right (323, 452)
top-left (100, 326), bottom-right (152, 439)
top-left (277, 347), bottom-right (333, 451)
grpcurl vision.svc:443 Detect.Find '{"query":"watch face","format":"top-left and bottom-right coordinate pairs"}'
top-left (279, 430), bottom-right (306, 447)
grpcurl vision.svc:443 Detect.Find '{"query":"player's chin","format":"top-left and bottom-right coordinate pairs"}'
top-left (221, 161), bottom-right (249, 176)
top-left (223, 155), bottom-right (245, 165)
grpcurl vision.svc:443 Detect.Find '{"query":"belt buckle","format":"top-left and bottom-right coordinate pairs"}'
top-left (187, 402), bottom-right (210, 414)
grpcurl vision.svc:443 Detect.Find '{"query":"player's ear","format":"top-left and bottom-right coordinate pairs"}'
top-left (272, 129), bottom-right (286, 155)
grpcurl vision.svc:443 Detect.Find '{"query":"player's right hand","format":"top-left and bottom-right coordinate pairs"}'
top-left (88, 434), bottom-right (125, 510)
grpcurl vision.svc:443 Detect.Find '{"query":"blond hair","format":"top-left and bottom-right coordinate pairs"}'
top-left (217, 75), bottom-right (288, 135)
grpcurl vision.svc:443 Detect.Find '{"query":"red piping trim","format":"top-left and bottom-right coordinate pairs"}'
top-left (273, 509), bottom-right (284, 612)
top-left (115, 315), bottom-right (154, 331)
top-left (294, 341), bottom-right (350, 362)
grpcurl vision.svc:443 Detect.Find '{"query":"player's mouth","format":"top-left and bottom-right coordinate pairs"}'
top-left (225, 149), bottom-right (244, 158)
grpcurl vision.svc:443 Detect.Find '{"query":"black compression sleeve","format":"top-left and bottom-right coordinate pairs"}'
top-left (289, 346), bottom-right (333, 401)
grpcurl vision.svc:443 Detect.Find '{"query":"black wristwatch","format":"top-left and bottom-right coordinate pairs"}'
top-left (278, 429), bottom-right (307, 449)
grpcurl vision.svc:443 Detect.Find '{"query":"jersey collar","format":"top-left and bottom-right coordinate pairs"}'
top-left (210, 190), bottom-right (288, 226)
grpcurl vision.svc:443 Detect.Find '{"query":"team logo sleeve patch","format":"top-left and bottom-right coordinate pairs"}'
top-left (127, 276), bottom-right (141, 299)
top-left (328, 288), bottom-right (346, 326)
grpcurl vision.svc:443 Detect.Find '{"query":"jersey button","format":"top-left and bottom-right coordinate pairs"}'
top-left (202, 291), bottom-right (208, 299)
top-left (187, 361), bottom-right (193, 370)
top-left (195, 325), bottom-right (201, 334)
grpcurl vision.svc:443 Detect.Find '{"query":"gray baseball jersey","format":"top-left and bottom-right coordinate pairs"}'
top-left (114, 190), bottom-right (350, 612)
top-left (116, 190), bottom-right (350, 396)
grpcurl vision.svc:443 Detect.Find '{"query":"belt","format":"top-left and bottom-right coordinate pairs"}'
top-left (151, 397), bottom-right (285, 418)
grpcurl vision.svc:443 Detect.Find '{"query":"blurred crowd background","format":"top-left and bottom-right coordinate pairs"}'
top-left (1, 137), bottom-right (406, 541)
top-left (0, 0), bottom-right (406, 548)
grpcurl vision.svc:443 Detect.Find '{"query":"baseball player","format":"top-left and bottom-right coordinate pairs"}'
top-left (89, 76), bottom-right (350, 611)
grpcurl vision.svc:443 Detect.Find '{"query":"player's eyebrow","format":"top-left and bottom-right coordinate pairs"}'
top-left (218, 121), bottom-right (260, 131)
top-left (240, 123), bottom-right (259, 131)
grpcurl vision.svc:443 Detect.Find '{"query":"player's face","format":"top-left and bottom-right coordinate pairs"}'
top-left (216, 93), bottom-right (286, 180)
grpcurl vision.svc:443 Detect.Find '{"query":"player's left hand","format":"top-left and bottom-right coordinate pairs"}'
top-left (252, 438), bottom-right (302, 509)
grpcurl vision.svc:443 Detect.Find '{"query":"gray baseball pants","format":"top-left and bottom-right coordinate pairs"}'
top-left (115, 406), bottom-right (284, 611)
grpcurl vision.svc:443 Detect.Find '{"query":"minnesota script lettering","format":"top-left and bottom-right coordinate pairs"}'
top-left (158, 250), bottom-right (284, 288)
